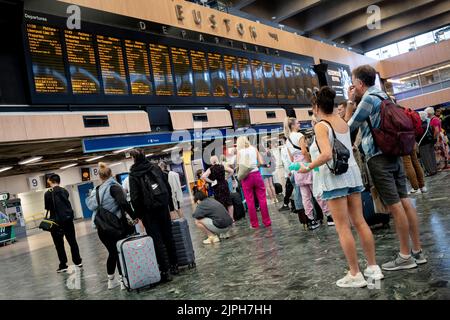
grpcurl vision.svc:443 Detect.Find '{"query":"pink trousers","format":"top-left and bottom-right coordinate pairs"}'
top-left (299, 184), bottom-right (329, 220)
top-left (241, 171), bottom-right (272, 228)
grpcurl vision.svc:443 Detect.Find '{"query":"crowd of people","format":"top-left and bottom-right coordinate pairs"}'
top-left (43, 63), bottom-right (450, 291)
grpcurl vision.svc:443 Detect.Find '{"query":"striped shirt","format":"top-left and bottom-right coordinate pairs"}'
top-left (348, 86), bottom-right (388, 160)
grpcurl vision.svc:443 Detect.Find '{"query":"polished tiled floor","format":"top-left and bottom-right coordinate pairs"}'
top-left (1, 173), bottom-right (450, 300)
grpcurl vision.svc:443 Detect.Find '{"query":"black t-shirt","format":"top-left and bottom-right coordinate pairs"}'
top-left (192, 198), bottom-right (233, 229)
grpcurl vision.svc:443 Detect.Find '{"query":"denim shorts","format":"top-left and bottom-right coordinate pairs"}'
top-left (321, 185), bottom-right (365, 200)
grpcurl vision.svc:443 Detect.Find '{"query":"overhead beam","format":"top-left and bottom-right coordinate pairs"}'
top-left (317, 0), bottom-right (436, 41)
top-left (343, 1), bottom-right (450, 47)
top-left (361, 11), bottom-right (450, 52)
top-left (282, 0), bottom-right (384, 33)
top-left (231, 0), bottom-right (258, 10)
top-left (273, 0), bottom-right (321, 23)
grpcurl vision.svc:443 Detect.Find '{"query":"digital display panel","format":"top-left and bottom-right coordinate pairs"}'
top-left (96, 35), bottom-right (128, 95)
top-left (308, 66), bottom-right (320, 100)
top-left (124, 40), bottom-right (153, 95)
top-left (302, 65), bottom-right (314, 101)
top-left (207, 53), bottom-right (226, 97)
top-left (284, 64), bottom-right (296, 100)
top-left (292, 63), bottom-right (305, 101)
top-left (190, 50), bottom-right (211, 97)
top-left (64, 30), bottom-right (99, 94)
top-left (263, 62), bottom-right (276, 99)
top-left (149, 43), bottom-right (174, 96)
top-left (27, 24), bottom-right (67, 93)
top-left (324, 62), bottom-right (352, 103)
top-left (232, 107), bottom-right (250, 128)
top-left (237, 57), bottom-right (253, 98)
top-left (251, 60), bottom-right (265, 99)
top-left (274, 63), bottom-right (287, 99)
top-left (223, 55), bottom-right (240, 98)
top-left (171, 47), bottom-right (193, 97)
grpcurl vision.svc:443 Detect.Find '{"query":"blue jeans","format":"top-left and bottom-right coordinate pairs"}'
top-left (291, 175), bottom-right (304, 210)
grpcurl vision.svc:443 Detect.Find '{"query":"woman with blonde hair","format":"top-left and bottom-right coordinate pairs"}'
top-left (236, 136), bottom-right (271, 228)
top-left (86, 162), bottom-right (134, 290)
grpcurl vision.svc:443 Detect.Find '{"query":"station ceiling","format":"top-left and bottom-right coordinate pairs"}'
top-left (228, 0), bottom-right (450, 53)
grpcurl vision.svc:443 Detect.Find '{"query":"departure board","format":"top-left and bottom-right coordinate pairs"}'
top-left (302, 65), bottom-right (313, 100)
top-left (171, 47), bottom-right (193, 97)
top-left (251, 60), bottom-right (265, 99)
top-left (149, 43), bottom-right (174, 96)
top-left (97, 35), bottom-right (128, 95)
top-left (207, 53), bottom-right (226, 97)
top-left (224, 55), bottom-right (240, 98)
top-left (284, 64), bottom-right (296, 100)
top-left (27, 24), bottom-right (67, 93)
top-left (125, 40), bottom-right (153, 95)
top-left (190, 50), bottom-right (211, 97)
top-left (274, 63), bottom-right (287, 99)
top-left (232, 107), bottom-right (251, 128)
top-left (237, 57), bottom-right (253, 98)
top-left (263, 62), bottom-right (276, 99)
top-left (64, 30), bottom-right (99, 94)
top-left (292, 63), bottom-right (305, 101)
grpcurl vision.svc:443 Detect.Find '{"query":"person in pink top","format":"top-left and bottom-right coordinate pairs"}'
top-left (426, 107), bottom-right (448, 170)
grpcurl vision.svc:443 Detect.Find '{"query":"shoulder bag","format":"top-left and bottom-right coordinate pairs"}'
top-left (39, 191), bottom-right (59, 232)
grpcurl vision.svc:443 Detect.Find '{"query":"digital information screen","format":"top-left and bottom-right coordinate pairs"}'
top-left (171, 47), bottom-right (193, 97)
top-left (263, 62), bottom-right (276, 99)
top-left (274, 63), bottom-right (287, 99)
top-left (237, 57), bottom-right (253, 98)
top-left (190, 50), bottom-right (211, 97)
top-left (325, 63), bottom-right (352, 102)
top-left (27, 24), bottom-right (67, 93)
top-left (251, 60), bottom-right (265, 99)
top-left (232, 107), bottom-right (250, 128)
top-left (224, 55), bottom-right (240, 98)
top-left (208, 53), bottom-right (226, 97)
top-left (150, 43), bottom-right (174, 96)
top-left (303, 65), bottom-right (314, 100)
top-left (284, 64), bottom-right (296, 100)
top-left (96, 35), bottom-right (128, 95)
top-left (125, 40), bottom-right (153, 95)
top-left (310, 67), bottom-right (320, 95)
top-left (292, 63), bottom-right (305, 101)
top-left (64, 30), bottom-right (100, 94)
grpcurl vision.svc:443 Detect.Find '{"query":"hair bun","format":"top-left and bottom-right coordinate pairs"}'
top-left (98, 162), bottom-right (107, 169)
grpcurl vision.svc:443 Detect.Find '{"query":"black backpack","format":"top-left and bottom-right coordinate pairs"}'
top-left (418, 120), bottom-right (436, 146)
top-left (141, 166), bottom-right (169, 209)
top-left (94, 186), bottom-right (124, 238)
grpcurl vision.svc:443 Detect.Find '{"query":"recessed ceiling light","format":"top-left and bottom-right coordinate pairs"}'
top-left (60, 163), bottom-right (77, 170)
top-left (163, 146), bottom-right (179, 152)
top-left (340, 40), bottom-right (345, 44)
top-left (109, 162), bottom-right (122, 167)
top-left (64, 148), bottom-right (76, 153)
top-left (86, 155), bottom-right (105, 162)
top-left (113, 147), bottom-right (133, 154)
top-left (18, 156), bottom-right (43, 165)
top-left (0, 166), bottom-right (13, 173)
top-left (271, 16), bottom-right (276, 20)
top-left (145, 153), bottom-right (154, 157)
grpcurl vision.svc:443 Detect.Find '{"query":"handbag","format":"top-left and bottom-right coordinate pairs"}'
top-left (315, 120), bottom-right (350, 175)
top-left (39, 210), bottom-right (59, 232)
top-left (237, 163), bottom-right (253, 181)
top-left (94, 186), bottom-right (125, 238)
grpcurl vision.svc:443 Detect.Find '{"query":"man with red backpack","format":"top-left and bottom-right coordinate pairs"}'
top-left (402, 108), bottom-right (426, 194)
top-left (344, 65), bottom-right (427, 272)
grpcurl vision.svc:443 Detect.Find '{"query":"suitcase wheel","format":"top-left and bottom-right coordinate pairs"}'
top-left (188, 262), bottom-right (196, 269)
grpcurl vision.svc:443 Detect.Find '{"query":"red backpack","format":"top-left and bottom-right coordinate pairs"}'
top-left (368, 94), bottom-right (416, 157)
top-left (405, 108), bottom-right (424, 138)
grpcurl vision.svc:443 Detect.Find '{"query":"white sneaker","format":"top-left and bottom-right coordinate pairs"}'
top-left (107, 275), bottom-right (120, 290)
top-left (363, 265), bottom-right (385, 280)
top-left (118, 276), bottom-right (127, 290)
top-left (203, 235), bottom-right (220, 245)
top-left (336, 272), bottom-right (368, 288)
top-left (420, 186), bottom-right (428, 193)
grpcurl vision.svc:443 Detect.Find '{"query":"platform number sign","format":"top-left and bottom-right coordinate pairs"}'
top-left (28, 176), bottom-right (43, 190)
top-left (90, 167), bottom-right (99, 180)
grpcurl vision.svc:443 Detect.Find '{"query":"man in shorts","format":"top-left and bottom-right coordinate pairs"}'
top-left (344, 65), bottom-right (427, 271)
top-left (192, 192), bottom-right (233, 245)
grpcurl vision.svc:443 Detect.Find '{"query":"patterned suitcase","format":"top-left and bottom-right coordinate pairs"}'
top-left (171, 218), bottom-right (196, 269)
top-left (117, 235), bottom-right (161, 291)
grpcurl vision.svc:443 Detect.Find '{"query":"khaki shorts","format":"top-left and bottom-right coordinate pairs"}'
top-left (201, 218), bottom-right (230, 235)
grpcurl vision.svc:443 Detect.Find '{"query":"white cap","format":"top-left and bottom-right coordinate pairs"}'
top-left (418, 111), bottom-right (427, 122)
top-left (425, 107), bottom-right (435, 115)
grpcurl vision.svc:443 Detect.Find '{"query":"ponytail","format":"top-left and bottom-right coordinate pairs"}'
top-left (284, 117), bottom-right (296, 138)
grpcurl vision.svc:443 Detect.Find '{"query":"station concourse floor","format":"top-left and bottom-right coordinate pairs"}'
top-left (1, 173), bottom-right (450, 300)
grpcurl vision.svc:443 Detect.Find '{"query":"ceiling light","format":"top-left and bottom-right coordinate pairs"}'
top-left (271, 16), bottom-right (276, 20)
top-left (113, 147), bottom-right (133, 154)
top-left (26, 158), bottom-right (78, 166)
top-left (64, 148), bottom-right (76, 153)
top-left (86, 155), bottom-right (105, 162)
top-left (109, 162), bottom-right (122, 167)
top-left (0, 166), bottom-right (13, 173)
top-left (163, 146), bottom-right (179, 152)
top-left (145, 153), bottom-right (154, 157)
top-left (18, 156), bottom-right (43, 165)
top-left (60, 163), bottom-right (77, 170)
top-left (340, 40), bottom-right (345, 44)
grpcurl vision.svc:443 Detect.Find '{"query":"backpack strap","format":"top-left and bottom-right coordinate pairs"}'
top-left (314, 120), bottom-right (334, 172)
top-left (287, 136), bottom-right (302, 151)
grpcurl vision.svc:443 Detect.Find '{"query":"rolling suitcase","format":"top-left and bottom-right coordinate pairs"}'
top-left (171, 218), bottom-right (196, 269)
top-left (361, 190), bottom-right (390, 227)
top-left (117, 235), bottom-right (161, 292)
top-left (231, 192), bottom-right (245, 221)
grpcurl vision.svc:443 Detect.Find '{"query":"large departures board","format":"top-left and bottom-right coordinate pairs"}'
top-left (23, 12), bottom-right (317, 105)
top-left (26, 24), bottom-right (67, 93)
